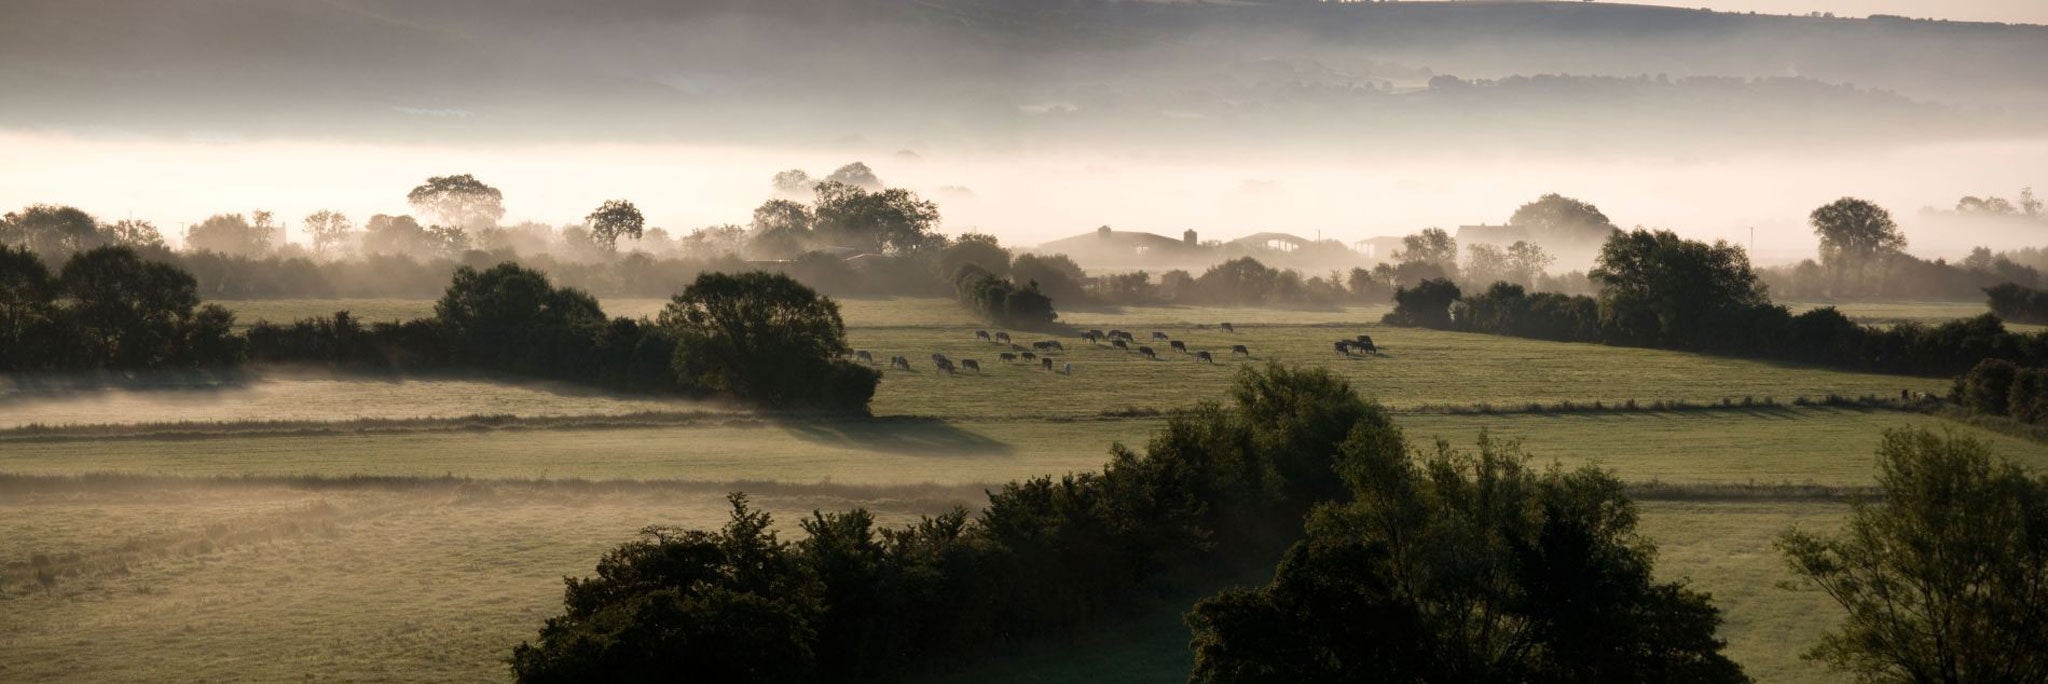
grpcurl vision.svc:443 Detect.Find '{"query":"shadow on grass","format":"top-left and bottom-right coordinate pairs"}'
top-left (776, 416), bottom-right (1017, 457)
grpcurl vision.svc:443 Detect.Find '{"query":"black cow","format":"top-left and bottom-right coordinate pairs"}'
top-left (1151, 331), bottom-right (1170, 341)
top-left (1354, 336), bottom-right (1378, 354)
top-left (935, 358), bottom-right (956, 374)
top-left (1081, 331), bottom-right (1100, 344)
top-left (961, 359), bottom-right (980, 373)
top-left (1195, 351), bottom-right (1214, 363)
top-left (975, 330), bottom-right (991, 341)
top-left (994, 332), bottom-right (1012, 343)
top-left (1021, 351), bottom-right (1037, 360)
top-left (1138, 346), bottom-right (1157, 359)
top-left (999, 352), bottom-right (1018, 362)
top-left (855, 350), bottom-right (874, 364)
top-left (1230, 344), bottom-right (1250, 356)
top-left (931, 353), bottom-right (949, 363)
top-left (1335, 341), bottom-right (1353, 355)
top-left (1041, 357), bottom-right (1055, 371)
top-left (1032, 341), bottom-right (1056, 351)
top-left (891, 356), bottom-right (912, 370)
top-left (1112, 339), bottom-right (1129, 350)
top-left (1169, 340), bottom-right (1187, 353)
top-left (1220, 322), bottom-right (1235, 333)
top-left (1087, 329), bottom-right (1105, 338)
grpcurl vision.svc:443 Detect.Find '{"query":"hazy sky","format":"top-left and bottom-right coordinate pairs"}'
top-left (1625, 0), bottom-right (2048, 24)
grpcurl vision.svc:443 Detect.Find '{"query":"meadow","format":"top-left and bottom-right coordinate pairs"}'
top-left (3, 296), bottom-right (2041, 682)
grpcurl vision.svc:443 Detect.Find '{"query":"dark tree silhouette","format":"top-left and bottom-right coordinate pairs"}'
top-left (184, 212), bottom-right (279, 257)
top-left (659, 271), bottom-right (877, 410)
top-left (1591, 229), bottom-right (1769, 349)
top-left (1810, 197), bottom-right (1906, 295)
top-left (585, 199), bottom-right (646, 250)
top-left (1189, 435), bottom-right (1747, 683)
top-left (406, 174), bottom-right (506, 229)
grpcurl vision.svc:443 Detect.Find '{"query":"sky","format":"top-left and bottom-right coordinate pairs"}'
top-left (1622, 0), bottom-right (2048, 24)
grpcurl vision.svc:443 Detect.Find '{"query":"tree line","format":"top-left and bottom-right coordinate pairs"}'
top-left (1386, 227), bottom-right (2048, 377)
top-left (1, 245), bottom-right (878, 412)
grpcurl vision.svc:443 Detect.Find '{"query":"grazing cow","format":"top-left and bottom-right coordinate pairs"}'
top-left (1151, 331), bottom-right (1169, 341)
top-left (1042, 357), bottom-right (1054, 371)
top-left (975, 330), bottom-right (991, 341)
top-left (1021, 351), bottom-right (1037, 360)
top-left (1220, 322), bottom-right (1235, 333)
top-left (1112, 339), bottom-right (1129, 350)
top-left (935, 358), bottom-right (955, 374)
top-left (1063, 362), bottom-right (1073, 375)
top-left (1087, 329), bottom-right (1105, 338)
top-left (1138, 346), bottom-right (1157, 359)
top-left (1335, 340), bottom-right (1353, 355)
top-left (891, 356), bottom-right (912, 370)
top-left (1032, 341), bottom-right (1054, 351)
top-left (931, 353), bottom-right (949, 363)
top-left (1195, 351), bottom-right (1214, 363)
top-left (1354, 338), bottom-right (1377, 354)
top-left (1169, 340), bottom-right (1188, 353)
top-left (856, 350), bottom-right (874, 364)
top-left (999, 352), bottom-right (1018, 362)
top-left (1230, 344), bottom-right (1249, 357)
top-left (1081, 331), bottom-right (1100, 344)
top-left (1108, 329), bottom-right (1125, 339)
top-left (962, 359), bottom-right (981, 373)
top-left (994, 332), bottom-right (1012, 343)
top-left (1046, 340), bottom-right (1064, 351)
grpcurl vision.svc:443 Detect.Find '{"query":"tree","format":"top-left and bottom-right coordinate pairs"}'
top-left (303, 210), bottom-right (355, 257)
top-left (1810, 198), bottom-right (1907, 295)
top-left (1189, 434), bottom-right (1746, 683)
top-left (104, 220), bottom-right (165, 250)
top-left (1, 204), bottom-right (106, 260)
top-left (1506, 241), bottom-right (1555, 284)
top-left (1009, 253), bottom-right (1089, 305)
top-left (1463, 243), bottom-right (1512, 286)
top-left (407, 174), bottom-right (506, 230)
top-left (771, 169), bottom-right (815, 198)
top-left (2022, 187), bottom-right (2043, 219)
top-left (659, 271), bottom-right (878, 411)
top-left (59, 246), bottom-right (205, 367)
top-left (1509, 193), bottom-right (1619, 247)
top-left (436, 262), bottom-right (607, 376)
top-left (1383, 278), bottom-right (1460, 329)
top-left (824, 162), bottom-right (883, 190)
top-left (810, 182), bottom-right (940, 254)
top-left (585, 199), bottom-right (646, 250)
top-left (939, 233), bottom-right (1011, 281)
top-left (1779, 429), bottom-right (2048, 683)
top-left (748, 199), bottom-right (814, 258)
top-left (184, 212), bottom-right (278, 256)
top-left (0, 245), bottom-right (61, 369)
top-left (362, 214), bottom-right (458, 257)
top-left (1395, 227), bottom-right (1458, 273)
top-left (1590, 229), bottom-right (1771, 349)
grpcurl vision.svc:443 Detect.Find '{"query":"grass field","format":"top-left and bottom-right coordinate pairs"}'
top-left (5, 296), bottom-right (2044, 682)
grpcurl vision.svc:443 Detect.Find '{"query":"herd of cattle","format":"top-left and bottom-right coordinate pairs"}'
top-left (850, 324), bottom-right (1383, 377)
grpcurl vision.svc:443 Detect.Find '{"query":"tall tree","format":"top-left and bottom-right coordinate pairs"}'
top-left (407, 174), bottom-right (506, 230)
top-left (184, 212), bottom-right (278, 256)
top-left (1809, 197), bottom-right (1906, 295)
top-left (1, 204), bottom-right (106, 260)
top-left (1509, 193), bottom-right (1619, 247)
top-left (1590, 229), bottom-right (1770, 349)
top-left (810, 182), bottom-right (941, 254)
top-left (585, 199), bottom-right (646, 250)
top-left (1780, 429), bottom-right (2048, 683)
top-left (302, 210), bottom-right (354, 257)
top-left (1396, 227), bottom-right (1458, 275)
top-left (824, 162), bottom-right (883, 190)
top-left (59, 246), bottom-right (203, 367)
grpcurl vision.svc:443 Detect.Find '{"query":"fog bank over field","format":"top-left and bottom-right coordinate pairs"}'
top-left (4, 131), bottom-right (2044, 263)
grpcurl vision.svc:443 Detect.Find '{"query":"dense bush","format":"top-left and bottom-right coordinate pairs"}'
top-left (951, 265), bottom-right (1058, 330)
top-left (1381, 278), bottom-right (1460, 328)
top-left (510, 364), bottom-right (1405, 682)
top-left (1987, 281), bottom-right (2048, 324)
top-left (1188, 435), bottom-right (1746, 682)
top-left (1952, 358), bottom-right (2048, 425)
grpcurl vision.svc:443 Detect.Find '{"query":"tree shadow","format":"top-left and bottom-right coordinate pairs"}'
top-left (776, 416), bottom-right (1017, 457)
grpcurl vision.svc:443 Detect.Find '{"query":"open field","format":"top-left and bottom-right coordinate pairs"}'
top-left (5, 298), bottom-right (2044, 682)
top-left (1, 407), bottom-right (2039, 487)
top-left (0, 475), bottom-right (1857, 683)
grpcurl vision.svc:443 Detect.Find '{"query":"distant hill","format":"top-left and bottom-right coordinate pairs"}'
top-left (3, 0), bottom-right (2041, 146)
